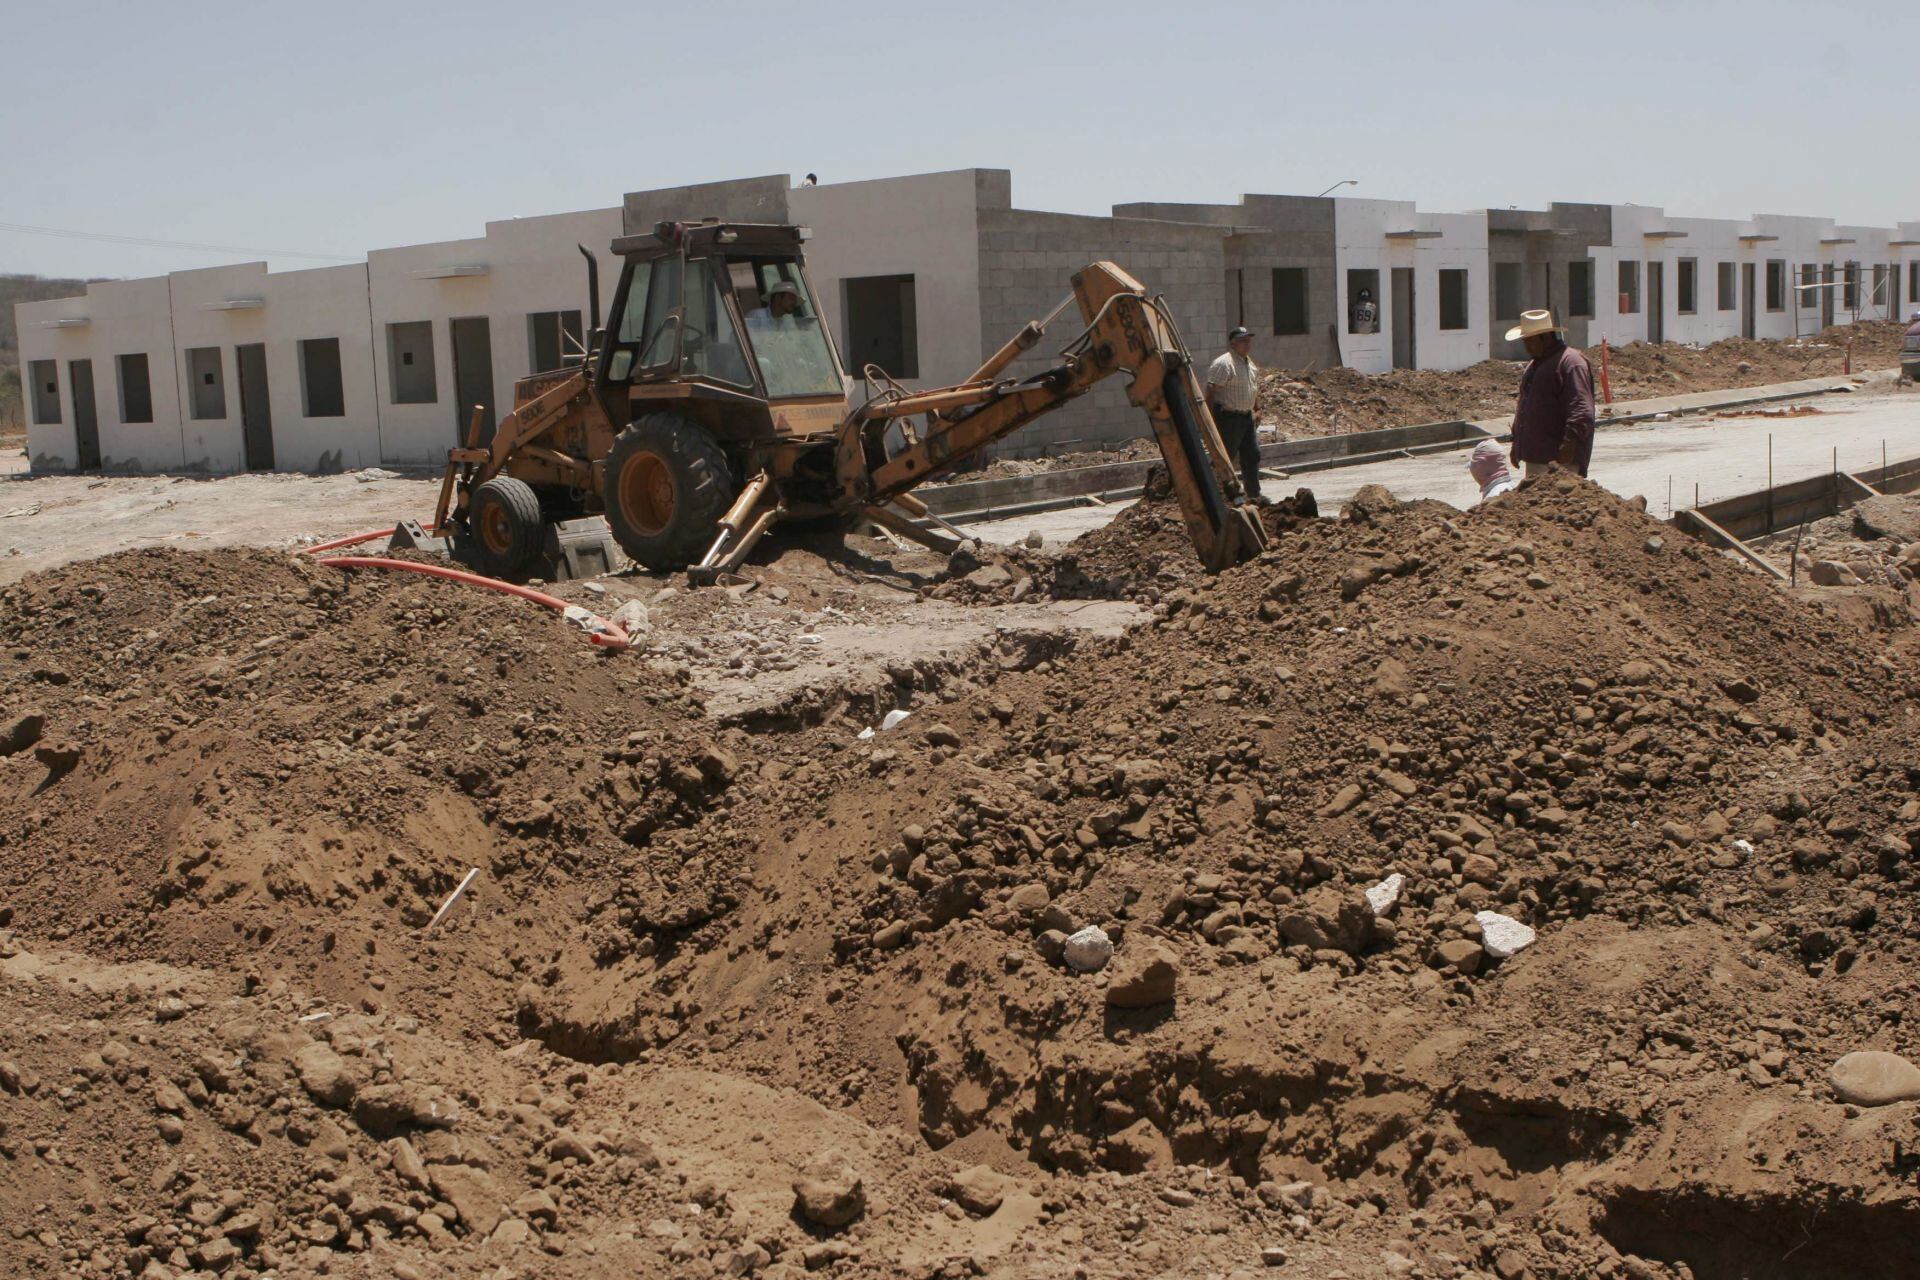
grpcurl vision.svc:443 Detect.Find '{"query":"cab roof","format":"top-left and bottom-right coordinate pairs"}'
top-left (610, 220), bottom-right (809, 257)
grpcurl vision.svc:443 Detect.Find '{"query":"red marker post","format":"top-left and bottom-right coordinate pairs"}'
top-left (1599, 338), bottom-right (1613, 405)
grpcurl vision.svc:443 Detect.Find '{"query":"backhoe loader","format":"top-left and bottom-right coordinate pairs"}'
top-left (432, 218), bottom-right (1266, 582)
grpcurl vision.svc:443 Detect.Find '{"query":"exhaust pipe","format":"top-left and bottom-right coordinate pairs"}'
top-left (577, 243), bottom-right (601, 332)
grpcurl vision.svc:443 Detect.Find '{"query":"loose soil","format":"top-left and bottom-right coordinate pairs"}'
top-left (6, 473), bottom-right (1920, 1279)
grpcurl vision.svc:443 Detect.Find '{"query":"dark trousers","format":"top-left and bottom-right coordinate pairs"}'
top-left (1214, 409), bottom-right (1261, 500)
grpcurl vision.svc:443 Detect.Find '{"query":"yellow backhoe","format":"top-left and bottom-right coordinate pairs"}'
top-left (432, 219), bottom-right (1266, 582)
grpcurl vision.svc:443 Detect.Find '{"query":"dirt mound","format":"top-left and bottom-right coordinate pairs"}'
top-left (524, 476), bottom-right (1919, 1276)
top-left (1599, 320), bottom-right (1905, 401)
top-left (0, 547), bottom-right (730, 1011)
top-left (1048, 482), bottom-right (1322, 602)
top-left (1258, 361), bottom-right (1521, 438)
top-left (1253, 321), bottom-right (1907, 442)
top-left (7, 482), bottom-right (1920, 1278)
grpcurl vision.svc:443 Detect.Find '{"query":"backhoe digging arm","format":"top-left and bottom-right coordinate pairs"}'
top-left (842, 261), bottom-right (1267, 572)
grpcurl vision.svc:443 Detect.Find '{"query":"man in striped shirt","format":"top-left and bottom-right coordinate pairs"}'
top-left (1205, 326), bottom-right (1262, 501)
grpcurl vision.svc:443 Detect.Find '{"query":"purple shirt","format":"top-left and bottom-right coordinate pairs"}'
top-left (1511, 341), bottom-right (1595, 475)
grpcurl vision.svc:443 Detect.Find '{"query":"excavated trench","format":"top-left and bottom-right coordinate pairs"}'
top-left (901, 1018), bottom-right (1631, 1205)
top-left (1594, 1186), bottom-right (1920, 1280)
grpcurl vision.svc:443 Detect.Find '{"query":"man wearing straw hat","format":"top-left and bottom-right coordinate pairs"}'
top-left (1506, 309), bottom-right (1595, 478)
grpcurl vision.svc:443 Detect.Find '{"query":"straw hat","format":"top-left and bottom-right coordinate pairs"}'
top-left (1504, 309), bottom-right (1565, 342)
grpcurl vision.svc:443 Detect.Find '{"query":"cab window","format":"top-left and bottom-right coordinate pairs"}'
top-left (606, 258), bottom-right (661, 381)
top-left (735, 258), bottom-right (842, 398)
top-left (682, 258), bottom-right (752, 386)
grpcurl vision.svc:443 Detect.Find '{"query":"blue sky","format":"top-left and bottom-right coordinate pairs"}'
top-left (3, 0), bottom-right (1907, 279)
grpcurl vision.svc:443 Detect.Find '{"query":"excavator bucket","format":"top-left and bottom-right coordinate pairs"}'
top-left (1148, 353), bottom-right (1269, 572)
top-left (1071, 263), bottom-right (1268, 572)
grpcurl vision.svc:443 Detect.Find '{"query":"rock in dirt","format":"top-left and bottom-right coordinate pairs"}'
top-left (1105, 943), bottom-right (1179, 1008)
top-left (1344, 484), bottom-right (1402, 523)
top-left (292, 1041), bottom-right (360, 1108)
top-left (1063, 925), bottom-right (1114, 973)
top-left (1809, 559), bottom-right (1857, 587)
top-left (352, 1082), bottom-right (458, 1136)
top-left (1279, 886), bottom-right (1375, 954)
top-left (431, 1163), bottom-right (506, 1237)
top-left (792, 1155), bottom-right (866, 1229)
top-left (948, 1165), bottom-right (1017, 1217)
top-left (1475, 911), bottom-right (1537, 960)
top-left (1827, 1051), bottom-right (1920, 1106)
top-left (389, 1137), bottom-right (433, 1192)
top-left (1434, 938), bottom-right (1483, 975)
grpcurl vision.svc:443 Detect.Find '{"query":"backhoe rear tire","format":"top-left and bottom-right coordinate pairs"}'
top-left (468, 476), bottom-right (544, 579)
top-left (604, 413), bottom-right (734, 570)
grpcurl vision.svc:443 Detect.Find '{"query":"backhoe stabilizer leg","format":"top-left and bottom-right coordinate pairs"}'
top-left (862, 503), bottom-right (963, 556)
top-left (688, 473), bottom-right (781, 585)
top-left (885, 492), bottom-right (972, 546)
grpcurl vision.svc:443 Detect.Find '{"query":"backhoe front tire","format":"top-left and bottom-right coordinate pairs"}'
top-left (604, 413), bottom-right (734, 570)
top-left (468, 476), bottom-right (544, 579)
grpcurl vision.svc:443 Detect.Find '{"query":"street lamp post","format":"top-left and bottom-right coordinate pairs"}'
top-left (1315, 180), bottom-right (1358, 197)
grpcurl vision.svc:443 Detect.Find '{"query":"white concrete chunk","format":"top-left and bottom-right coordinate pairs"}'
top-left (1475, 911), bottom-right (1536, 960)
top-left (1063, 926), bottom-right (1114, 973)
top-left (1365, 873), bottom-right (1404, 918)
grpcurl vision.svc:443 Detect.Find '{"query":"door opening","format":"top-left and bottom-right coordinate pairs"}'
top-left (1647, 263), bottom-right (1665, 343)
top-left (236, 343), bottom-right (274, 471)
top-left (69, 358), bottom-right (101, 470)
top-left (450, 316), bottom-right (496, 445)
top-left (1741, 263), bottom-right (1756, 339)
top-left (1390, 267), bottom-right (1415, 369)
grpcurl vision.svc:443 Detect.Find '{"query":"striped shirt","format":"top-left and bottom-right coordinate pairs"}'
top-left (1206, 350), bottom-right (1258, 414)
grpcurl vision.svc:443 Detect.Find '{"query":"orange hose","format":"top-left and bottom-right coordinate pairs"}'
top-left (302, 526), bottom-right (402, 555)
top-left (302, 520), bottom-right (454, 555)
top-left (316, 555), bottom-right (633, 650)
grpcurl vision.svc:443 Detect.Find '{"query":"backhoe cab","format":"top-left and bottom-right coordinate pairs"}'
top-left (434, 217), bottom-right (1266, 583)
top-left (438, 220), bottom-right (853, 577)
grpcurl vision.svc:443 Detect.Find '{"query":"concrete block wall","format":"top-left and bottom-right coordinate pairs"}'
top-left (368, 207), bottom-right (622, 466)
top-left (975, 197), bottom-right (1230, 458)
top-left (18, 275), bottom-right (183, 472)
top-left (1333, 198), bottom-right (1489, 375)
top-left (166, 261), bottom-right (382, 473)
top-left (792, 169), bottom-right (987, 397)
top-left (1584, 208), bottom-right (1878, 348)
top-left (1487, 203), bottom-right (1611, 359)
top-left (621, 176), bottom-right (790, 237)
top-left (1119, 194), bottom-right (1340, 371)
top-left (1899, 223), bottom-right (1920, 319)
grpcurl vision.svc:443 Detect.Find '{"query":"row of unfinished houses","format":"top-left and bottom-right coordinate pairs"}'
top-left (16, 168), bottom-right (1920, 474)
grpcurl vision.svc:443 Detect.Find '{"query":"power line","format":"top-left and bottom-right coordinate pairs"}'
top-left (0, 220), bottom-right (358, 263)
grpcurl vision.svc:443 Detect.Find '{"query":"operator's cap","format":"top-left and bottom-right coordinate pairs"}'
top-left (768, 280), bottom-right (800, 298)
top-left (1228, 326), bottom-right (1253, 342)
